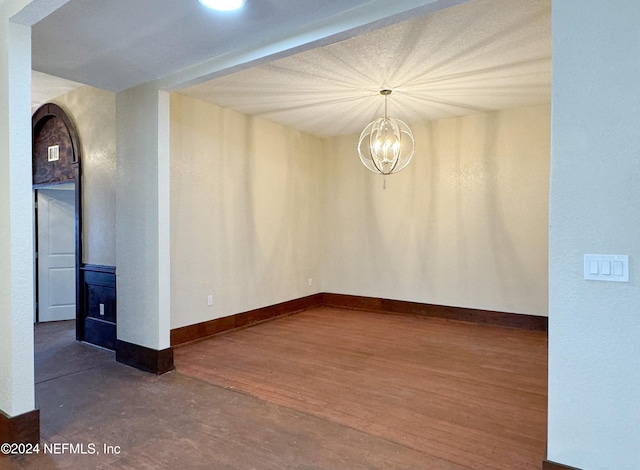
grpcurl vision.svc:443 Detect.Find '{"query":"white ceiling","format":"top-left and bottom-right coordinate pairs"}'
top-left (31, 71), bottom-right (83, 109)
top-left (179, 0), bottom-right (550, 137)
top-left (32, 0), bottom-right (461, 91)
top-left (30, 0), bottom-right (550, 137)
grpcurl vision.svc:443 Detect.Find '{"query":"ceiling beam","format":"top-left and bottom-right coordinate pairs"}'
top-left (159, 0), bottom-right (469, 91)
top-left (10, 0), bottom-right (70, 26)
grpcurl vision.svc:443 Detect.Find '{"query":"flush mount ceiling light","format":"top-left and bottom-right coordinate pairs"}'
top-left (198, 0), bottom-right (244, 11)
top-left (357, 89), bottom-right (415, 175)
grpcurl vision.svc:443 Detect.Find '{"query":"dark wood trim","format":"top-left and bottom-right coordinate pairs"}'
top-left (0, 409), bottom-right (39, 447)
top-left (32, 103), bottom-right (82, 165)
top-left (32, 103), bottom-right (84, 343)
top-left (80, 264), bottom-right (117, 350)
top-left (171, 294), bottom-right (324, 347)
top-left (116, 340), bottom-right (174, 375)
top-left (75, 161), bottom-right (83, 341)
top-left (322, 293), bottom-right (548, 331)
top-left (543, 460), bottom-right (583, 470)
top-left (32, 179), bottom-right (77, 190)
top-left (81, 264), bottom-right (117, 275)
top-left (171, 292), bottom-right (546, 347)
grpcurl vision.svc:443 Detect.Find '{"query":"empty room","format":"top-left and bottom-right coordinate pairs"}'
top-left (1, 1), bottom-right (639, 469)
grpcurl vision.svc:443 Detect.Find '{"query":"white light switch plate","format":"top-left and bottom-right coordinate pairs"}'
top-left (584, 254), bottom-right (629, 282)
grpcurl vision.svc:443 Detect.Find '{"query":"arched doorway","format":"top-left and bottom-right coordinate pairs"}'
top-left (32, 103), bottom-right (83, 337)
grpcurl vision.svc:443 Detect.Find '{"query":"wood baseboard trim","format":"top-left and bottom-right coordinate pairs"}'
top-left (543, 460), bottom-right (583, 470)
top-left (171, 293), bottom-right (324, 347)
top-left (0, 409), bottom-right (40, 448)
top-left (323, 293), bottom-right (548, 331)
top-left (171, 292), bottom-right (546, 347)
top-left (115, 340), bottom-right (174, 375)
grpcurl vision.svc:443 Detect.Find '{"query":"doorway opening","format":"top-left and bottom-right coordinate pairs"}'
top-left (32, 103), bottom-right (84, 339)
top-left (32, 103), bottom-right (117, 351)
top-left (35, 183), bottom-right (77, 323)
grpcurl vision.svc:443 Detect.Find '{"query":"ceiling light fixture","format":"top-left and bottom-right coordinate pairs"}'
top-left (357, 89), bottom-right (415, 175)
top-left (198, 0), bottom-right (244, 11)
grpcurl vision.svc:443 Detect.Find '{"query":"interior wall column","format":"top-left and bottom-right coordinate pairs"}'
top-left (0, 0), bottom-right (38, 445)
top-left (115, 83), bottom-right (173, 374)
top-left (548, 1), bottom-right (640, 469)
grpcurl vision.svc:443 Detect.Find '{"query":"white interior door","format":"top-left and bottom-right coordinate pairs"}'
top-left (38, 186), bottom-right (76, 322)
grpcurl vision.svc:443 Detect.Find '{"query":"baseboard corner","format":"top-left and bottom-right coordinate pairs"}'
top-left (0, 408), bottom-right (40, 448)
top-left (116, 339), bottom-right (174, 375)
top-left (543, 459), bottom-right (583, 470)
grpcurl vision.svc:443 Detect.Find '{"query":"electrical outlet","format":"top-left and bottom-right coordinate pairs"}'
top-left (207, 295), bottom-right (213, 306)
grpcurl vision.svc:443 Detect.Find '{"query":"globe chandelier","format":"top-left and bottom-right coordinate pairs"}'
top-left (357, 89), bottom-right (415, 175)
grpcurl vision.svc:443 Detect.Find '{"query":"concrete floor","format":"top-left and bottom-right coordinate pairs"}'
top-left (4, 319), bottom-right (450, 469)
top-left (3, 310), bottom-right (547, 469)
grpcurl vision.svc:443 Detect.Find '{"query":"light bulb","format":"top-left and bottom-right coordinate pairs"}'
top-left (198, 0), bottom-right (244, 11)
top-left (357, 89), bottom-right (415, 175)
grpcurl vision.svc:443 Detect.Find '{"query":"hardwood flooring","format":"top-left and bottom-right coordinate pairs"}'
top-left (175, 307), bottom-right (548, 470)
top-left (6, 307), bottom-right (546, 469)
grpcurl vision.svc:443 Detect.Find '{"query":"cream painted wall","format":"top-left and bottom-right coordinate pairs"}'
top-left (171, 97), bottom-right (548, 330)
top-left (116, 84), bottom-right (171, 350)
top-left (170, 94), bottom-right (323, 329)
top-left (548, 1), bottom-right (640, 468)
top-left (53, 85), bottom-right (116, 266)
top-left (0, 1), bottom-right (35, 417)
top-left (42, 87), bottom-right (549, 335)
top-left (323, 104), bottom-right (550, 316)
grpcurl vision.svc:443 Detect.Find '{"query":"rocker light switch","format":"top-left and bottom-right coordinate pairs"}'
top-left (99, 303), bottom-right (105, 316)
top-left (584, 255), bottom-right (629, 282)
top-left (613, 261), bottom-right (624, 276)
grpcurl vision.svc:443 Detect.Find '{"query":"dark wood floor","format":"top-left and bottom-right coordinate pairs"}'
top-left (175, 307), bottom-right (548, 470)
top-left (7, 307), bottom-right (547, 469)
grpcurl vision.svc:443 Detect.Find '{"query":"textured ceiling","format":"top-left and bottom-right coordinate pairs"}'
top-left (179, 0), bottom-right (551, 137)
top-left (30, 0), bottom-right (550, 138)
top-left (31, 0), bottom-right (455, 92)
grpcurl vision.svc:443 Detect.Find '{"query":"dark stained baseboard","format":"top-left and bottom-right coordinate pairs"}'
top-left (323, 293), bottom-right (548, 331)
top-left (115, 340), bottom-right (174, 375)
top-left (171, 292), bottom-right (546, 347)
top-left (0, 409), bottom-right (39, 448)
top-left (171, 294), bottom-right (324, 347)
top-left (543, 460), bottom-right (583, 470)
